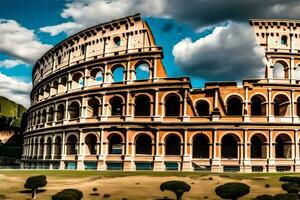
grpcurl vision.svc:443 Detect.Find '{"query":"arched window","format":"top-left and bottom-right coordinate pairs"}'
top-left (69, 102), bottom-right (80, 119)
top-left (58, 77), bottom-right (67, 93)
top-left (297, 97), bottom-right (300, 117)
top-left (45, 137), bottom-right (52, 158)
top-left (72, 73), bottom-right (84, 89)
top-left (196, 100), bottom-right (210, 116)
top-left (281, 35), bottom-right (288, 45)
top-left (85, 134), bottom-right (97, 155)
top-left (135, 63), bottom-right (150, 80)
top-left (36, 111), bottom-right (41, 124)
top-left (134, 95), bottom-right (151, 116)
top-left (56, 104), bottom-right (65, 121)
top-left (274, 94), bottom-right (289, 116)
top-left (34, 138), bottom-right (38, 157)
top-left (109, 134), bottom-right (123, 154)
top-left (41, 109), bottom-right (47, 124)
top-left (251, 95), bottom-right (266, 116)
top-left (275, 134), bottom-right (292, 158)
top-left (135, 134), bottom-right (152, 155)
top-left (112, 65), bottom-right (124, 83)
top-left (110, 96), bottom-right (123, 116)
top-left (273, 61), bottom-right (288, 79)
top-left (87, 98), bottom-right (100, 117)
top-left (192, 134), bottom-right (209, 158)
top-left (48, 107), bottom-right (54, 122)
top-left (39, 138), bottom-right (44, 158)
top-left (90, 69), bottom-right (103, 85)
top-left (113, 36), bottom-right (121, 47)
top-left (221, 134), bottom-right (239, 158)
top-left (227, 96), bottom-right (242, 115)
top-left (165, 134), bottom-right (181, 155)
top-left (66, 135), bottom-right (77, 155)
top-left (44, 85), bottom-right (50, 98)
top-left (250, 134), bottom-right (267, 158)
top-left (165, 94), bottom-right (181, 117)
top-left (52, 81), bottom-right (58, 95)
top-left (54, 136), bottom-right (62, 158)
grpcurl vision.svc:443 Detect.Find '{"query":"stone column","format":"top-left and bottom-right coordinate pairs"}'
top-left (77, 130), bottom-right (85, 170)
top-left (97, 128), bottom-right (106, 170)
top-left (182, 129), bottom-right (192, 171)
top-left (268, 130), bottom-right (276, 172)
top-left (267, 88), bottom-right (274, 122)
top-left (243, 86), bottom-right (250, 122)
top-left (101, 95), bottom-right (107, 121)
top-left (153, 89), bottom-right (161, 121)
top-left (242, 129), bottom-right (251, 172)
top-left (211, 129), bottom-right (222, 172)
top-left (59, 133), bottom-right (66, 169)
top-left (153, 58), bottom-right (158, 82)
top-left (124, 129), bottom-right (134, 171)
top-left (182, 90), bottom-right (190, 122)
top-left (125, 91), bottom-right (133, 121)
top-left (153, 129), bottom-right (164, 171)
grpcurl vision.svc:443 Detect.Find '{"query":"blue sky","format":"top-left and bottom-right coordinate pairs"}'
top-left (0, 0), bottom-right (298, 107)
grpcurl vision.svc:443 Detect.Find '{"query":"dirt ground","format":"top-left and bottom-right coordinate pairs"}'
top-left (0, 170), bottom-right (290, 200)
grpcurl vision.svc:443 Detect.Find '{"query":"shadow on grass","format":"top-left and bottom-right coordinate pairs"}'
top-left (154, 197), bottom-right (173, 200)
top-left (89, 193), bottom-right (100, 196)
top-left (19, 189), bottom-right (46, 194)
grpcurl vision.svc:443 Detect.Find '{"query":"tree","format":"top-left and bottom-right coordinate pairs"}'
top-left (24, 175), bottom-right (47, 199)
top-left (160, 180), bottom-right (191, 200)
top-left (215, 182), bottom-right (250, 200)
top-left (279, 176), bottom-right (300, 196)
top-left (52, 189), bottom-right (83, 200)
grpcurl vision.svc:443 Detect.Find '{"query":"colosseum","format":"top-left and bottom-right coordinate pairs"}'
top-left (21, 14), bottom-right (300, 172)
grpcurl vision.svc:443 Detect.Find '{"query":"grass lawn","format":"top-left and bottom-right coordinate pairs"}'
top-left (0, 170), bottom-right (298, 200)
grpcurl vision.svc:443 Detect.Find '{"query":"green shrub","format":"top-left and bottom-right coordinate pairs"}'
top-left (255, 194), bottom-right (274, 200)
top-left (160, 180), bottom-right (191, 200)
top-left (274, 193), bottom-right (298, 200)
top-left (0, 194), bottom-right (6, 199)
top-left (215, 182), bottom-right (250, 200)
top-left (24, 175), bottom-right (47, 199)
top-left (103, 194), bottom-right (111, 198)
top-left (52, 189), bottom-right (83, 200)
top-left (279, 176), bottom-right (300, 195)
top-left (265, 184), bottom-right (270, 188)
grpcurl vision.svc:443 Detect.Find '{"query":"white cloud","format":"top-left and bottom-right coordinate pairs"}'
top-left (39, 22), bottom-right (82, 36)
top-left (172, 22), bottom-right (266, 81)
top-left (0, 59), bottom-right (27, 69)
top-left (0, 19), bottom-right (52, 65)
top-left (0, 72), bottom-right (31, 108)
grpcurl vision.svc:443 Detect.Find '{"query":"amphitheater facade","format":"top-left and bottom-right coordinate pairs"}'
top-left (21, 14), bottom-right (300, 172)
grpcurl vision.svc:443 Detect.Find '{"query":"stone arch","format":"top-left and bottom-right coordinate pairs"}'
top-left (134, 62), bottom-right (150, 80)
top-left (108, 133), bottom-right (124, 154)
top-left (44, 84), bottom-right (50, 98)
top-left (250, 133), bottom-right (267, 158)
top-left (39, 137), bottom-right (44, 158)
top-left (221, 133), bottom-right (240, 158)
top-left (164, 93), bottom-right (181, 117)
top-left (134, 94), bottom-right (151, 116)
top-left (135, 133), bottom-right (153, 155)
top-left (109, 96), bottom-right (124, 116)
top-left (41, 109), bottom-right (47, 124)
top-left (226, 95), bottom-right (243, 115)
top-left (52, 80), bottom-right (59, 95)
top-left (273, 93), bottom-right (290, 116)
top-left (251, 94), bottom-right (266, 116)
top-left (296, 95), bottom-right (300, 117)
top-left (90, 68), bottom-right (104, 85)
top-left (66, 134), bottom-right (78, 155)
top-left (45, 137), bottom-right (52, 158)
top-left (85, 133), bottom-right (98, 155)
top-left (58, 76), bottom-right (67, 93)
top-left (54, 136), bottom-right (62, 158)
top-left (192, 133), bottom-right (210, 158)
top-left (71, 72), bottom-right (84, 89)
top-left (275, 133), bottom-right (292, 158)
top-left (164, 133), bottom-right (182, 155)
top-left (87, 97), bottom-right (101, 117)
top-left (273, 60), bottom-right (289, 79)
top-left (111, 64), bottom-right (125, 83)
top-left (56, 104), bottom-right (65, 121)
top-left (69, 101), bottom-right (81, 119)
top-left (48, 106), bottom-right (54, 122)
top-left (195, 99), bottom-right (210, 116)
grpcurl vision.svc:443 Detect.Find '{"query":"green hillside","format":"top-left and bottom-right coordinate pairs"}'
top-left (0, 96), bottom-right (27, 129)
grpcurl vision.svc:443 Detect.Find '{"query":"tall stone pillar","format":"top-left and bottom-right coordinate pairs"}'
top-left (267, 130), bottom-right (276, 172)
top-left (123, 129), bottom-right (134, 171)
top-left (211, 129), bottom-right (222, 172)
top-left (97, 128), bottom-right (106, 170)
top-left (153, 129), bottom-right (164, 171)
top-left (182, 129), bottom-right (192, 171)
top-left (242, 129), bottom-right (251, 172)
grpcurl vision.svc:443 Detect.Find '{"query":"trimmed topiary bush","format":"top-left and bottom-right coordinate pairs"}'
top-left (279, 176), bottom-right (300, 196)
top-left (255, 194), bottom-right (274, 200)
top-left (274, 193), bottom-right (298, 200)
top-left (215, 182), bottom-right (250, 200)
top-left (52, 189), bottom-right (83, 200)
top-left (160, 180), bottom-right (191, 200)
top-left (265, 184), bottom-right (270, 188)
top-left (24, 175), bottom-right (47, 199)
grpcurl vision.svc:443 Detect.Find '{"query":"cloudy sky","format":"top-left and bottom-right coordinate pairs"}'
top-left (1, 0), bottom-right (300, 108)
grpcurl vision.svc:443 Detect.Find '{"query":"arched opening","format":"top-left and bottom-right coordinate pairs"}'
top-left (281, 35), bottom-right (288, 45)
top-left (85, 134), bottom-right (97, 155)
top-left (134, 95), bottom-right (151, 116)
top-left (273, 62), bottom-right (288, 79)
top-left (297, 97), bottom-right (300, 117)
top-left (274, 94), bottom-right (289, 116)
top-left (192, 134), bottom-right (209, 158)
top-left (196, 100), bottom-right (210, 116)
top-left (165, 134), bottom-right (181, 155)
top-left (54, 136), bottom-right (62, 158)
top-left (165, 94), bottom-right (181, 117)
top-left (295, 65), bottom-right (300, 80)
top-left (227, 96), bottom-right (243, 115)
top-left (110, 96), bottom-right (123, 116)
top-left (90, 69), bottom-right (103, 85)
top-left (135, 134), bottom-right (152, 155)
top-left (108, 134), bottom-right (123, 154)
top-left (52, 80), bottom-right (58, 95)
top-left (41, 109), bottom-right (47, 124)
top-left (39, 138), bottom-right (44, 158)
top-left (44, 85), bottom-right (50, 98)
top-left (45, 137), bottom-right (52, 158)
top-left (48, 107), bottom-right (54, 122)
top-left (113, 36), bottom-right (121, 47)
top-left (56, 104), bottom-right (65, 121)
top-left (135, 63), bottom-right (150, 80)
top-left (221, 134), bottom-right (239, 158)
top-left (112, 65), bottom-right (124, 83)
top-left (87, 98), bottom-right (100, 117)
top-left (251, 95), bottom-right (266, 116)
top-left (250, 134), bottom-right (267, 158)
top-left (69, 101), bottom-right (80, 119)
top-left (58, 77), bottom-right (67, 93)
top-left (275, 134), bottom-right (292, 158)
top-left (66, 135), bottom-right (77, 155)
top-left (34, 138), bottom-right (38, 157)
top-left (72, 73), bottom-right (84, 89)
top-left (36, 111), bottom-right (41, 124)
